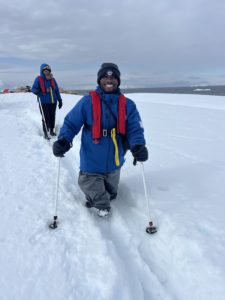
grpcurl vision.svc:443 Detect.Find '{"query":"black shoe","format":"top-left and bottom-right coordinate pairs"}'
top-left (44, 133), bottom-right (50, 140)
top-left (110, 193), bottom-right (117, 201)
top-left (85, 201), bottom-right (93, 208)
top-left (50, 130), bottom-right (57, 136)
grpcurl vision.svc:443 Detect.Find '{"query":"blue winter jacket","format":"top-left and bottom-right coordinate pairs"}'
top-left (32, 63), bottom-right (62, 104)
top-left (59, 86), bottom-right (146, 173)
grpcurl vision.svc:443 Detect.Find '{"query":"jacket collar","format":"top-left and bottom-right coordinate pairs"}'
top-left (96, 86), bottom-right (121, 97)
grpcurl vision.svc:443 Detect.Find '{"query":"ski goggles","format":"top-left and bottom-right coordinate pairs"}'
top-left (43, 67), bottom-right (51, 72)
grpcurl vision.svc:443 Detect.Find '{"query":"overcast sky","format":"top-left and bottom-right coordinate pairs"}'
top-left (0, 0), bottom-right (225, 89)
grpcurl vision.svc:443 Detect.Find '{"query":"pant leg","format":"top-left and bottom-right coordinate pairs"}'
top-left (78, 172), bottom-right (111, 210)
top-left (104, 169), bottom-right (120, 200)
top-left (49, 103), bottom-right (57, 130)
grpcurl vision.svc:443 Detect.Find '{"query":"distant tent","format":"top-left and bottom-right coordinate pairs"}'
top-left (2, 88), bottom-right (10, 93)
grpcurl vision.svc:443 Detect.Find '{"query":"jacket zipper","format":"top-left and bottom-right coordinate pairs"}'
top-left (106, 96), bottom-right (112, 172)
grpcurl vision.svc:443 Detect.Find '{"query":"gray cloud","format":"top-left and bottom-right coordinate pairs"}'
top-left (0, 0), bottom-right (225, 89)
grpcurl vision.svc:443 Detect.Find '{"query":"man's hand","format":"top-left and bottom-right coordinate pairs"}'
top-left (53, 138), bottom-right (71, 157)
top-left (131, 145), bottom-right (148, 165)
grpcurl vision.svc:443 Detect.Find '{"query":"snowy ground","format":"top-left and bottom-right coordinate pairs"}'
top-left (0, 92), bottom-right (225, 300)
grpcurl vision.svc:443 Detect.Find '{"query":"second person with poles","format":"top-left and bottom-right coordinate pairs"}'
top-left (32, 63), bottom-right (63, 139)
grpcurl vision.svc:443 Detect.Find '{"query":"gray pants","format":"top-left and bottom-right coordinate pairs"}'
top-left (78, 169), bottom-right (120, 210)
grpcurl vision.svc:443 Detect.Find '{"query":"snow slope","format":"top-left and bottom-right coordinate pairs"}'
top-left (0, 92), bottom-right (225, 300)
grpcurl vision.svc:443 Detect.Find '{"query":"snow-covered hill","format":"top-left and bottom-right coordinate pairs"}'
top-left (0, 92), bottom-right (225, 300)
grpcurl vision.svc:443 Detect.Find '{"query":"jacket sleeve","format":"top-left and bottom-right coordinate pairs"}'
top-left (31, 77), bottom-right (40, 95)
top-left (126, 99), bottom-right (146, 150)
top-left (54, 80), bottom-right (62, 101)
top-left (58, 97), bottom-right (87, 143)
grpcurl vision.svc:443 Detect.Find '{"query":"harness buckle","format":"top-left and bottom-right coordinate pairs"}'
top-left (102, 129), bottom-right (108, 137)
top-left (110, 129), bottom-right (114, 137)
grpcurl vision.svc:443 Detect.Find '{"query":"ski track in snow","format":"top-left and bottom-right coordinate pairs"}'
top-left (0, 93), bottom-right (225, 300)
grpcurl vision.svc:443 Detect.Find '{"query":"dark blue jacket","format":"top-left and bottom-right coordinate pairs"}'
top-left (59, 86), bottom-right (146, 173)
top-left (32, 63), bottom-right (62, 104)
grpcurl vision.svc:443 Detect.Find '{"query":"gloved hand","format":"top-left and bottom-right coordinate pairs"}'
top-left (53, 137), bottom-right (71, 157)
top-left (34, 89), bottom-right (41, 96)
top-left (58, 100), bottom-right (63, 109)
top-left (131, 145), bottom-right (148, 165)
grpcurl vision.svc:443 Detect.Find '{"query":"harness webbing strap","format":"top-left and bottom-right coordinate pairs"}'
top-left (38, 76), bottom-right (56, 94)
top-left (90, 90), bottom-right (127, 167)
top-left (50, 87), bottom-right (54, 104)
top-left (90, 91), bottom-right (126, 141)
top-left (111, 128), bottom-right (120, 166)
top-left (90, 91), bottom-right (101, 142)
top-left (117, 94), bottom-right (126, 135)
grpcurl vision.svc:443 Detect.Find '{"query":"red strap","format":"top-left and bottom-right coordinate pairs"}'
top-left (90, 91), bottom-right (101, 142)
top-left (90, 91), bottom-right (126, 142)
top-left (50, 78), bottom-right (56, 90)
top-left (117, 95), bottom-right (126, 134)
top-left (38, 76), bottom-right (46, 93)
top-left (38, 76), bottom-right (56, 93)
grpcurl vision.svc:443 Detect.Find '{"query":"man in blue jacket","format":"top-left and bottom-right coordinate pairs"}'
top-left (53, 63), bottom-right (148, 217)
top-left (32, 64), bottom-right (63, 139)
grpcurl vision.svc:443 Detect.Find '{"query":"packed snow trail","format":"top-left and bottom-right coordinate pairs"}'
top-left (0, 93), bottom-right (225, 300)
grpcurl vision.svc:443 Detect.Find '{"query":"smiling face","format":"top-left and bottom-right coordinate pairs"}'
top-left (99, 75), bottom-right (119, 93)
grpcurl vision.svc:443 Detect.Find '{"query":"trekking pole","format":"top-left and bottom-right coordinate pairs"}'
top-left (37, 96), bottom-right (50, 139)
top-left (140, 162), bottom-right (157, 234)
top-left (49, 157), bottom-right (61, 229)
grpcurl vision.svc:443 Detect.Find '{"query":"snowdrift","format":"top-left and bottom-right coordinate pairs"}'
top-left (0, 92), bottom-right (225, 300)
